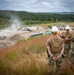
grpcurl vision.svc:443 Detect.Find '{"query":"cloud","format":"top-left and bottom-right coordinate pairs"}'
top-left (60, 0), bottom-right (74, 12)
top-left (0, 0), bottom-right (74, 12)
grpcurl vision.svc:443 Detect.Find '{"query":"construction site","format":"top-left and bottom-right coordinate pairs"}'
top-left (0, 23), bottom-right (74, 50)
top-left (0, 25), bottom-right (50, 49)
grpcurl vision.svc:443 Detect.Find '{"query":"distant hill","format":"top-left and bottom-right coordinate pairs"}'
top-left (0, 10), bottom-right (74, 20)
top-left (0, 10), bottom-right (74, 29)
top-left (46, 12), bottom-right (74, 14)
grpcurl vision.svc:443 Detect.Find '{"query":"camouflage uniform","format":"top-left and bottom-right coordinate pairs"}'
top-left (46, 36), bottom-right (64, 72)
top-left (70, 37), bottom-right (74, 64)
top-left (61, 32), bottom-right (72, 57)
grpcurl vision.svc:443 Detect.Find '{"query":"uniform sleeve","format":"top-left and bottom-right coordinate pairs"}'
top-left (46, 39), bottom-right (51, 46)
top-left (61, 39), bottom-right (64, 44)
top-left (68, 33), bottom-right (72, 40)
top-left (70, 33), bottom-right (72, 38)
top-left (61, 32), bottom-right (65, 39)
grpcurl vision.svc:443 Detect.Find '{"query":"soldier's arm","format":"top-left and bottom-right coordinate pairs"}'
top-left (60, 32), bottom-right (65, 39)
top-left (58, 42), bottom-right (64, 58)
top-left (68, 33), bottom-right (72, 40)
top-left (47, 45), bottom-right (53, 57)
top-left (46, 39), bottom-right (53, 57)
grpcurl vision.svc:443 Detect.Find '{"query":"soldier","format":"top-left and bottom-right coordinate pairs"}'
top-left (46, 26), bottom-right (64, 74)
top-left (61, 25), bottom-right (72, 58)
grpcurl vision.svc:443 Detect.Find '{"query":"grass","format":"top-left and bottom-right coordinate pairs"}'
top-left (17, 39), bottom-right (26, 44)
top-left (0, 54), bottom-right (49, 75)
top-left (39, 22), bottom-right (74, 27)
top-left (0, 35), bottom-right (50, 75)
top-left (0, 32), bottom-right (74, 75)
top-left (5, 51), bottom-right (19, 60)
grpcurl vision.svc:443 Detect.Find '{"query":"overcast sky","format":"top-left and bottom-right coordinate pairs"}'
top-left (0, 0), bottom-right (74, 12)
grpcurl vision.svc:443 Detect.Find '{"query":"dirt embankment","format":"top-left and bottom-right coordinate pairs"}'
top-left (9, 34), bottom-right (24, 42)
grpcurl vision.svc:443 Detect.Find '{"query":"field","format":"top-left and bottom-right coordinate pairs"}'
top-left (0, 34), bottom-right (74, 75)
top-left (37, 22), bottom-right (74, 26)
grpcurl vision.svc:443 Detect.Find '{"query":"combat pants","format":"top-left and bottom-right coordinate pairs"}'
top-left (70, 52), bottom-right (74, 64)
top-left (46, 49), bottom-right (62, 73)
top-left (69, 42), bottom-right (74, 64)
top-left (64, 43), bottom-right (71, 57)
top-left (47, 49), bottom-right (62, 64)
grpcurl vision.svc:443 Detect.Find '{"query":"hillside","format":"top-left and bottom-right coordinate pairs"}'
top-left (0, 35), bottom-right (74, 75)
top-left (0, 10), bottom-right (74, 21)
top-left (0, 10), bottom-right (74, 29)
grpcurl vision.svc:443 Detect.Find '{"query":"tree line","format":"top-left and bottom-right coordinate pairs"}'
top-left (0, 10), bottom-right (74, 29)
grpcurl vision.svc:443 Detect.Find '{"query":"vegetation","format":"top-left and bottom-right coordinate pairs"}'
top-left (0, 35), bottom-right (50, 75)
top-left (0, 10), bottom-right (74, 29)
top-left (0, 35), bottom-right (74, 75)
top-left (17, 39), bottom-right (26, 44)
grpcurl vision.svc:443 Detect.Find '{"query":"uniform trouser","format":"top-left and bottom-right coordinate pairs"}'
top-left (46, 49), bottom-right (62, 72)
top-left (69, 52), bottom-right (74, 64)
top-left (64, 43), bottom-right (71, 57)
top-left (69, 42), bottom-right (74, 64)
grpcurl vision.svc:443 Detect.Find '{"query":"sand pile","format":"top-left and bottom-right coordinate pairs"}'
top-left (9, 34), bottom-right (24, 42)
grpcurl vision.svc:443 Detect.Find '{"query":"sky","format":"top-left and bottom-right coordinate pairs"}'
top-left (0, 0), bottom-right (74, 12)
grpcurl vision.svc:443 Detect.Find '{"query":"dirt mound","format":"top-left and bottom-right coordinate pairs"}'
top-left (9, 34), bottom-right (24, 42)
